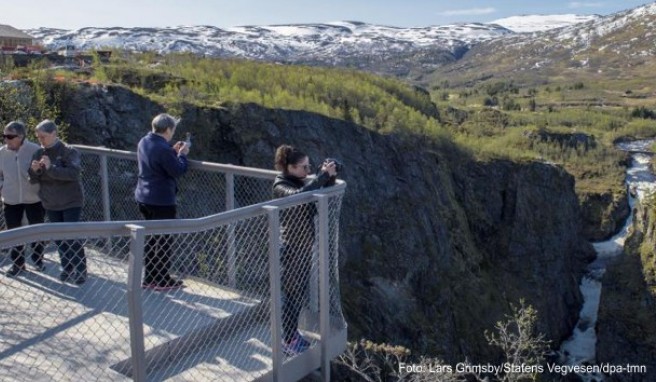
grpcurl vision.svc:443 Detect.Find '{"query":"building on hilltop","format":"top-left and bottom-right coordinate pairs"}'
top-left (0, 24), bottom-right (33, 49)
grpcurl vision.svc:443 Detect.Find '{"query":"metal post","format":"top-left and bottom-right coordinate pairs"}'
top-left (226, 172), bottom-right (235, 211)
top-left (314, 194), bottom-right (331, 381)
top-left (264, 206), bottom-right (282, 382)
top-left (126, 224), bottom-right (147, 382)
top-left (227, 173), bottom-right (237, 287)
top-left (100, 154), bottom-right (113, 254)
top-left (100, 154), bottom-right (111, 221)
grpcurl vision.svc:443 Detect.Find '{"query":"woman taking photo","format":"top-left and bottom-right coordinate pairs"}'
top-left (272, 144), bottom-right (337, 355)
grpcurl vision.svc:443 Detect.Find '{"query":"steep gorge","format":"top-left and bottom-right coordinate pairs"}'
top-left (51, 82), bottom-right (593, 363)
top-left (596, 198), bottom-right (656, 381)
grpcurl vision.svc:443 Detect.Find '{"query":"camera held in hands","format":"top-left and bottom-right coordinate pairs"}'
top-left (323, 158), bottom-right (343, 173)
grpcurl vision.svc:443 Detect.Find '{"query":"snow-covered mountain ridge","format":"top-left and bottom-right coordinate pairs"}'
top-left (29, 9), bottom-right (652, 80)
top-left (491, 14), bottom-right (599, 33)
top-left (26, 21), bottom-right (514, 61)
top-left (433, 2), bottom-right (656, 86)
top-left (24, 14), bottom-right (598, 65)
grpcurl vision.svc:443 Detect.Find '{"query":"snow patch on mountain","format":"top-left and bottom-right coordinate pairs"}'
top-left (542, 2), bottom-right (656, 48)
top-left (491, 14), bottom-right (600, 33)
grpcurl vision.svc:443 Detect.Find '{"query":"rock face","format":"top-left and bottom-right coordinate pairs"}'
top-left (60, 82), bottom-right (164, 148)
top-left (454, 160), bottom-right (594, 350)
top-left (596, 201), bottom-right (656, 381)
top-left (579, 190), bottom-right (630, 241)
top-left (56, 83), bottom-right (592, 362)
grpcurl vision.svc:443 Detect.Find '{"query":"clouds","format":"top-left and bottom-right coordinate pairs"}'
top-left (438, 7), bottom-right (496, 17)
top-left (568, 2), bottom-right (605, 8)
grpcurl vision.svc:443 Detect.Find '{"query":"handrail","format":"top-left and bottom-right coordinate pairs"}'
top-left (74, 144), bottom-right (280, 179)
top-left (0, 179), bottom-right (345, 244)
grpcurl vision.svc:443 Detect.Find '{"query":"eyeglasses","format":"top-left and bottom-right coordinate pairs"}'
top-left (2, 134), bottom-right (19, 140)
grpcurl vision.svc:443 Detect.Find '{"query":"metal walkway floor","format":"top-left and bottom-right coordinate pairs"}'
top-left (0, 247), bottom-right (345, 382)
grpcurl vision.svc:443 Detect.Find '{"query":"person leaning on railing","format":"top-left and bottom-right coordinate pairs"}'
top-left (0, 121), bottom-right (46, 277)
top-left (28, 119), bottom-right (87, 285)
top-left (272, 144), bottom-right (337, 356)
top-left (134, 113), bottom-right (190, 291)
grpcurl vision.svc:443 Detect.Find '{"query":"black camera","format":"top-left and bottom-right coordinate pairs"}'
top-left (323, 158), bottom-right (343, 173)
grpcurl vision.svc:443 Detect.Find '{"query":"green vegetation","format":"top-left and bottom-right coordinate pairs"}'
top-left (88, 51), bottom-right (445, 138)
top-left (435, 79), bottom-right (656, 195)
top-left (3, 50), bottom-right (653, 200)
top-left (0, 65), bottom-right (72, 141)
top-left (336, 301), bottom-right (549, 382)
top-left (637, 195), bottom-right (656, 298)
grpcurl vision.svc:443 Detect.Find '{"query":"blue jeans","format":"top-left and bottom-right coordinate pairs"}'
top-left (47, 207), bottom-right (87, 276)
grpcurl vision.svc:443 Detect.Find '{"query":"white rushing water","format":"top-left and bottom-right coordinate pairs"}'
top-left (559, 139), bottom-right (656, 381)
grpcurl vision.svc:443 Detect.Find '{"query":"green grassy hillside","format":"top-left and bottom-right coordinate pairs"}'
top-left (2, 50), bottom-right (650, 228)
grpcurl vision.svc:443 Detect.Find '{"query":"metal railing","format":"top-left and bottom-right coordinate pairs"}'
top-left (0, 145), bottom-right (347, 381)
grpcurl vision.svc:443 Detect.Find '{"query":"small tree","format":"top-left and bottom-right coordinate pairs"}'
top-left (529, 98), bottom-right (537, 112)
top-left (335, 340), bottom-right (412, 382)
top-left (334, 300), bottom-right (548, 382)
top-left (485, 299), bottom-right (550, 382)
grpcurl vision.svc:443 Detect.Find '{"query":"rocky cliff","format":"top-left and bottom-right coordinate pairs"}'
top-left (52, 83), bottom-right (593, 362)
top-left (579, 190), bottom-right (630, 241)
top-left (596, 199), bottom-right (656, 381)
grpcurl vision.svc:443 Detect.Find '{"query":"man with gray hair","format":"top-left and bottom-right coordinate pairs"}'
top-left (28, 119), bottom-right (87, 285)
top-left (135, 113), bottom-right (190, 291)
top-left (1, 121), bottom-right (45, 276)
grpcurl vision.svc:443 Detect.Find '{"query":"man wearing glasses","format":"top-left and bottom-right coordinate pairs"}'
top-left (0, 121), bottom-right (46, 276)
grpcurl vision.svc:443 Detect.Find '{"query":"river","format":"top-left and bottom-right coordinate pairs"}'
top-left (559, 139), bottom-right (656, 382)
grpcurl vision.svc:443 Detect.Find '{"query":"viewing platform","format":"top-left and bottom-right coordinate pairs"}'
top-left (0, 146), bottom-right (347, 381)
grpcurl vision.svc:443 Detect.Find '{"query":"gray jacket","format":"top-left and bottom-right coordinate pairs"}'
top-left (0, 140), bottom-right (41, 205)
top-left (28, 140), bottom-right (84, 211)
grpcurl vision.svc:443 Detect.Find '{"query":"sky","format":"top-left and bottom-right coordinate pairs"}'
top-left (3, 0), bottom-right (654, 30)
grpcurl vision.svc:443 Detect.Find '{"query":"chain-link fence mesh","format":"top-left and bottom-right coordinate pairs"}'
top-left (135, 213), bottom-right (273, 381)
top-left (74, 149), bottom-right (275, 222)
top-left (0, 231), bottom-right (133, 381)
top-left (0, 146), bottom-right (347, 381)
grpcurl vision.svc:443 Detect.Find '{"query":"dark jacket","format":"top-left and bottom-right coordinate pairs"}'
top-left (134, 132), bottom-right (188, 206)
top-left (272, 172), bottom-right (334, 249)
top-left (28, 140), bottom-right (83, 211)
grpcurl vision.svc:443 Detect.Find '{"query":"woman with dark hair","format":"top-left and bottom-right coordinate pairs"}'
top-left (0, 121), bottom-right (45, 276)
top-left (272, 144), bottom-right (337, 355)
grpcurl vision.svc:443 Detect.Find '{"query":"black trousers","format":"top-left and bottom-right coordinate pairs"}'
top-left (138, 203), bottom-right (176, 284)
top-left (3, 202), bottom-right (45, 268)
top-left (281, 245), bottom-right (312, 343)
